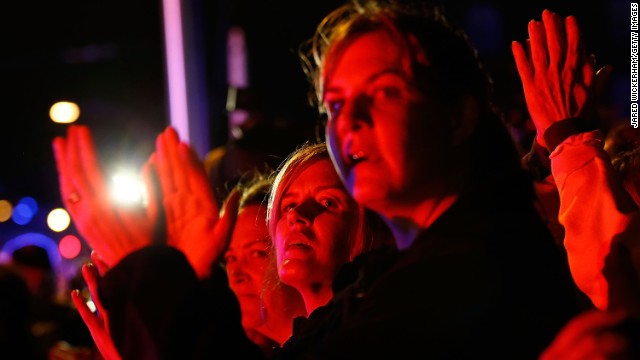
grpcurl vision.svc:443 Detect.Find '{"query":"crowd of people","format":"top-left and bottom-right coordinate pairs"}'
top-left (42, 1), bottom-right (640, 359)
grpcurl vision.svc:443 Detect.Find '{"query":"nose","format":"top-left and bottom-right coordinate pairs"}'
top-left (286, 200), bottom-right (321, 227)
top-left (227, 260), bottom-right (250, 284)
top-left (335, 94), bottom-right (371, 137)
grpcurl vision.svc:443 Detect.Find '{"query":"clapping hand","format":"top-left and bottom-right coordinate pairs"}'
top-left (153, 126), bottom-right (240, 278)
top-left (53, 125), bottom-right (159, 267)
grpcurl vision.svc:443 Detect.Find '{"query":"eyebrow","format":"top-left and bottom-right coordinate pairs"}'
top-left (324, 68), bottom-right (406, 97)
top-left (243, 238), bottom-right (271, 250)
top-left (281, 184), bottom-right (346, 201)
top-left (226, 238), bottom-right (271, 254)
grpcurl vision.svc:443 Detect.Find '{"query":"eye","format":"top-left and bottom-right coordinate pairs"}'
top-left (223, 254), bottom-right (236, 265)
top-left (281, 201), bottom-right (296, 213)
top-left (372, 85), bottom-right (403, 107)
top-left (325, 99), bottom-right (344, 119)
top-left (320, 198), bottom-right (338, 209)
top-left (249, 249), bottom-right (269, 259)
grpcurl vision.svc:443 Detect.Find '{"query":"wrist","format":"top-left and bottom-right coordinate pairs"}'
top-left (542, 118), bottom-right (584, 153)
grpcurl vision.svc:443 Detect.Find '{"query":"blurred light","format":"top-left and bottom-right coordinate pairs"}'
top-left (12, 197), bottom-right (38, 225)
top-left (227, 27), bottom-right (250, 134)
top-left (47, 208), bottom-right (71, 232)
top-left (0, 233), bottom-right (61, 271)
top-left (50, 101), bottom-right (80, 124)
top-left (86, 299), bottom-right (97, 313)
top-left (162, 0), bottom-right (189, 142)
top-left (19, 196), bottom-right (38, 214)
top-left (111, 172), bottom-right (147, 205)
top-left (0, 200), bottom-right (12, 222)
top-left (59, 234), bottom-right (81, 259)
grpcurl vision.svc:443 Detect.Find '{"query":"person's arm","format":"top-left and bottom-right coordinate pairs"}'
top-left (512, 9), bottom-right (640, 313)
top-left (550, 131), bottom-right (640, 311)
top-left (99, 245), bottom-right (264, 360)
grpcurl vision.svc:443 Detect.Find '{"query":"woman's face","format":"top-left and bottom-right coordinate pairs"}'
top-left (224, 204), bottom-right (271, 329)
top-left (273, 158), bottom-right (358, 290)
top-left (324, 29), bottom-right (452, 215)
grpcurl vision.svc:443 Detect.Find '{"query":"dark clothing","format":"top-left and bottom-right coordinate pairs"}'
top-left (100, 246), bottom-right (263, 360)
top-left (101, 182), bottom-right (582, 359)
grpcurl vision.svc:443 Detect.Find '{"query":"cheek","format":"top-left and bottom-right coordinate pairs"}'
top-left (249, 263), bottom-right (268, 284)
top-left (326, 120), bottom-right (348, 181)
top-left (324, 216), bottom-right (355, 261)
top-left (274, 223), bottom-right (287, 265)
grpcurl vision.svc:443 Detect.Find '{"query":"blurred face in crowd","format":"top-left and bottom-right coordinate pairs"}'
top-left (324, 29), bottom-right (455, 217)
top-left (224, 204), bottom-right (271, 329)
top-left (273, 158), bottom-right (358, 291)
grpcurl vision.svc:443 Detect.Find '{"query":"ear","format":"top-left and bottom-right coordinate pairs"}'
top-left (451, 95), bottom-right (478, 146)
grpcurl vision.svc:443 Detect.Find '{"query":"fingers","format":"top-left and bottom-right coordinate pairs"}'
top-left (141, 159), bottom-right (160, 224)
top-left (71, 288), bottom-right (104, 336)
top-left (593, 65), bottom-right (614, 98)
top-left (178, 142), bottom-right (219, 218)
top-left (156, 126), bottom-right (189, 196)
top-left (511, 41), bottom-right (533, 86)
top-left (155, 127), bottom-right (179, 196)
top-left (66, 125), bottom-right (98, 201)
top-left (71, 288), bottom-right (122, 360)
top-left (76, 125), bottom-right (108, 199)
top-left (542, 9), bottom-right (565, 70)
top-left (564, 15), bottom-right (582, 74)
top-left (52, 136), bottom-right (75, 209)
top-left (528, 19), bottom-right (549, 76)
top-left (90, 251), bottom-right (111, 276)
top-left (582, 54), bottom-right (596, 89)
top-left (82, 262), bottom-right (108, 315)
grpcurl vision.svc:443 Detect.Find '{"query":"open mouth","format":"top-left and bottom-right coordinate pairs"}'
top-left (347, 150), bottom-right (366, 167)
top-left (286, 242), bottom-right (311, 250)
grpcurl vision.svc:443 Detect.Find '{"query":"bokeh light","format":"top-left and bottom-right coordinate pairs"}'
top-left (58, 234), bottom-right (81, 259)
top-left (47, 208), bottom-right (71, 232)
top-left (12, 196), bottom-right (38, 225)
top-left (0, 200), bottom-right (12, 222)
top-left (111, 172), bottom-right (147, 205)
top-left (50, 101), bottom-right (80, 124)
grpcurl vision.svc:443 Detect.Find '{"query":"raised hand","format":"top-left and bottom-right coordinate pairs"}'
top-left (153, 126), bottom-right (240, 278)
top-left (71, 252), bottom-right (121, 360)
top-left (52, 125), bottom-right (158, 267)
top-left (511, 9), bottom-right (595, 150)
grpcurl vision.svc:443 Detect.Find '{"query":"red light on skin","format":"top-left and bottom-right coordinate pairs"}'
top-left (59, 235), bottom-right (82, 259)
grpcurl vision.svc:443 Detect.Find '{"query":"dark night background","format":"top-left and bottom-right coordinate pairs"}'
top-left (0, 0), bottom-right (631, 267)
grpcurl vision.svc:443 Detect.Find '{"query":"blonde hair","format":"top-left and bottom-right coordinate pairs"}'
top-left (267, 142), bottom-right (390, 261)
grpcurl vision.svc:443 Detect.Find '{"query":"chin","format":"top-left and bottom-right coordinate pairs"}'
top-left (241, 310), bottom-right (263, 329)
top-left (351, 182), bottom-right (388, 211)
top-left (279, 262), bottom-right (310, 287)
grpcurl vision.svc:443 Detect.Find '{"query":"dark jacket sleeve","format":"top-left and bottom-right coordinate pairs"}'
top-left (99, 245), bottom-right (264, 360)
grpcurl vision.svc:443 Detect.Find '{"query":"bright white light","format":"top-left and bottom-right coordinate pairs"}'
top-left (50, 101), bottom-right (80, 124)
top-left (111, 173), bottom-right (147, 205)
top-left (86, 299), bottom-right (97, 313)
top-left (47, 208), bottom-right (71, 232)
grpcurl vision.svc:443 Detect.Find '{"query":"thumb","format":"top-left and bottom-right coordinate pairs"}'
top-left (593, 64), bottom-right (613, 99)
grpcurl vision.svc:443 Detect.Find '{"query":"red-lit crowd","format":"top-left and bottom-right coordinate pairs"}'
top-left (5, 1), bottom-right (640, 359)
